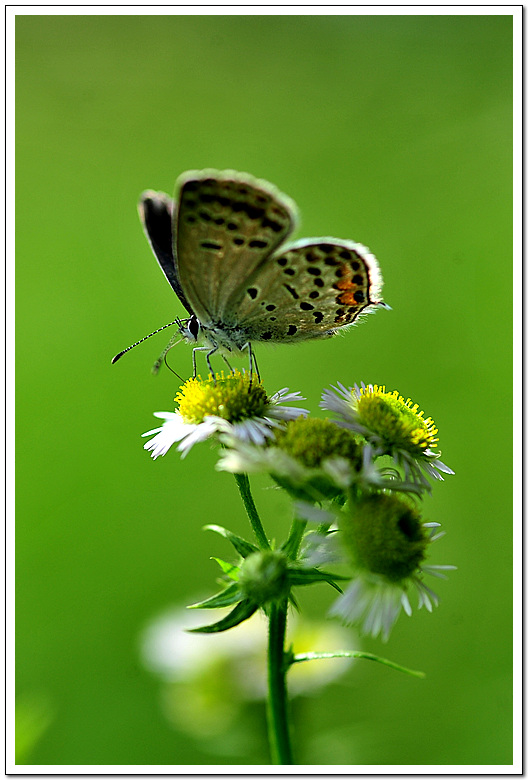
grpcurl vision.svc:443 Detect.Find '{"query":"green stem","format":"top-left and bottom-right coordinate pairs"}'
top-left (232, 474), bottom-right (293, 762)
top-left (233, 473), bottom-right (270, 550)
top-left (283, 516), bottom-right (307, 561)
top-left (267, 600), bottom-right (293, 764)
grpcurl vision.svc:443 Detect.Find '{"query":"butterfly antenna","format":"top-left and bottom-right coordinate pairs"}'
top-left (111, 318), bottom-right (182, 364)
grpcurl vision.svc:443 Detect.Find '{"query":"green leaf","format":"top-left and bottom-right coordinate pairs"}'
top-left (211, 557), bottom-right (240, 580)
top-left (290, 651), bottom-right (425, 678)
top-left (204, 524), bottom-right (258, 558)
top-left (289, 566), bottom-right (348, 581)
top-left (188, 599), bottom-right (258, 633)
top-left (288, 566), bottom-right (348, 592)
top-left (187, 582), bottom-right (242, 609)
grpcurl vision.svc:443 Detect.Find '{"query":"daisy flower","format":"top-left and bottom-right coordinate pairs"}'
top-left (218, 416), bottom-right (386, 501)
top-left (142, 370), bottom-right (307, 459)
top-left (297, 494), bottom-right (455, 641)
top-left (321, 382), bottom-right (454, 490)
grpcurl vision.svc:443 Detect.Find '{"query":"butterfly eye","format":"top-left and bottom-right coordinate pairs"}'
top-left (188, 315), bottom-right (200, 340)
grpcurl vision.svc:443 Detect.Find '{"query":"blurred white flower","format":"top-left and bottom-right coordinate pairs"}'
top-left (140, 604), bottom-right (359, 736)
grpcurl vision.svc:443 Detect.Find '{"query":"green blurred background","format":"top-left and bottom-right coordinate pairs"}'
top-left (16, 14), bottom-right (513, 766)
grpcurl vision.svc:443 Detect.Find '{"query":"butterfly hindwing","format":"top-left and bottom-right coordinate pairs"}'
top-left (229, 238), bottom-right (382, 343)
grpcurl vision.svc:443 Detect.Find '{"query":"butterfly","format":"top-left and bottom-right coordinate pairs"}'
top-left (113, 169), bottom-right (384, 376)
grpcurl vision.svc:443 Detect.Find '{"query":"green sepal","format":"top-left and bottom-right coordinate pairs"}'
top-left (204, 524), bottom-right (258, 558)
top-left (211, 557), bottom-right (240, 580)
top-left (288, 566), bottom-right (348, 592)
top-left (187, 582), bottom-right (241, 610)
top-left (188, 599), bottom-right (258, 633)
top-left (288, 591), bottom-right (300, 611)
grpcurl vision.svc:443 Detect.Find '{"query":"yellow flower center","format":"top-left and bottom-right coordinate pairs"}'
top-left (176, 371), bottom-right (269, 424)
top-left (355, 385), bottom-right (438, 456)
top-left (274, 417), bottom-right (362, 469)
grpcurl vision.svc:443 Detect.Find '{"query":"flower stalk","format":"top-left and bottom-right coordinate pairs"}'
top-left (233, 472), bottom-right (270, 550)
top-left (267, 600), bottom-right (293, 765)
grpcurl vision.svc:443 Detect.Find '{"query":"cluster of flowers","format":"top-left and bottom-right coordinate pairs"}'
top-left (143, 371), bottom-right (455, 641)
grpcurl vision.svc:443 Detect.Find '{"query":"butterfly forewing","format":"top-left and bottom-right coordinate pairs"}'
top-left (230, 239), bottom-right (382, 343)
top-left (138, 191), bottom-right (194, 315)
top-left (173, 170), bottom-right (298, 326)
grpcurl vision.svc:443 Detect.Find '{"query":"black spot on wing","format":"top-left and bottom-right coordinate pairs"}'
top-left (200, 240), bottom-right (222, 251)
top-left (262, 217), bottom-right (283, 233)
top-left (284, 284), bottom-right (299, 299)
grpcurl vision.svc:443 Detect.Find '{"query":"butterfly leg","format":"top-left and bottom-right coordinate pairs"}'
top-left (251, 347), bottom-right (261, 383)
top-left (205, 347), bottom-right (219, 381)
top-left (240, 342), bottom-right (260, 383)
top-left (192, 346), bottom-right (210, 378)
top-left (221, 354), bottom-right (235, 374)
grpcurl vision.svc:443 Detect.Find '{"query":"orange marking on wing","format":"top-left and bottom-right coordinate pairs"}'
top-left (335, 278), bottom-right (356, 291)
top-left (337, 290), bottom-right (359, 305)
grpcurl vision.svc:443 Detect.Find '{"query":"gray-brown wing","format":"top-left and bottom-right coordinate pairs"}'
top-left (138, 190), bottom-right (195, 315)
top-left (173, 170), bottom-right (298, 326)
top-left (226, 238), bottom-right (383, 343)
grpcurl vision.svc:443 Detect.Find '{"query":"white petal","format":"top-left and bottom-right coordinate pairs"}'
top-left (142, 414), bottom-right (198, 459)
top-left (420, 581), bottom-right (440, 607)
top-left (401, 590), bottom-right (413, 616)
top-left (269, 388), bottom-right (306, 405)
top-left (153, 411), bottom-right (180, 421)
top-left (267, 405), bottom-right (309, 421)
top-left (216, 447), bottom-right (257, 473)
top-left (421, 566), bottom-right (448, 580)
top-left (141, 426), bottom-right (164, 438)
top-left (429, 530), bottom-right (446, 542)
top-left (176, 421), bottom-right (217, 457)
top-left (429, 457), bottom-right (455, 475)
top-left (294, 502), bottom-right (335, 525)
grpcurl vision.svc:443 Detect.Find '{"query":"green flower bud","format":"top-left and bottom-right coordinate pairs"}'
top-left (238, 551), bottom-right (288, 606)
